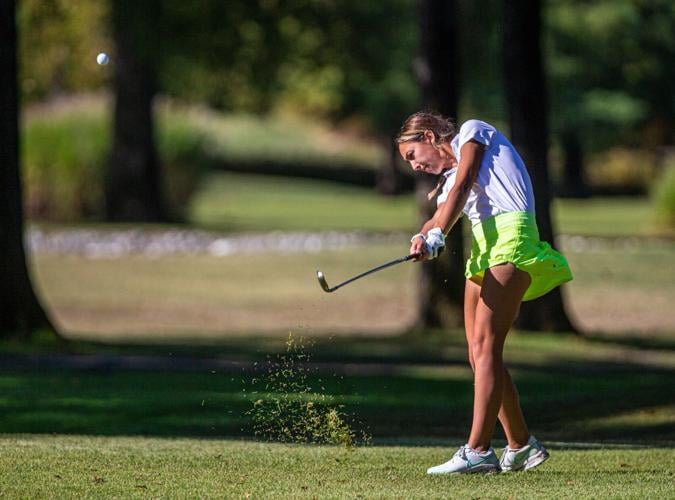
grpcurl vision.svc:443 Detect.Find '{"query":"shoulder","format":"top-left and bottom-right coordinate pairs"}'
top-left (459, 119), bottom-right (496, 135)
top-left (455, 119), bottom-right (497, 149)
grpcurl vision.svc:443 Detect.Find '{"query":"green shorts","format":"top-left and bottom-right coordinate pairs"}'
top-left (465, 211), bottom-right (573, 301)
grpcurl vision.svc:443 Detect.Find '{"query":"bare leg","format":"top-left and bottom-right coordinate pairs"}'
top-left (464, 265), bottom-right (531, 451)
top-left (498, 369), bottom-right (530, 448)
top-left (464, 279), bottom-right (529, 448)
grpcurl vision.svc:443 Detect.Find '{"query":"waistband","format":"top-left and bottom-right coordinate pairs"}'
top-left (471, 211), bottom-right (539, 240)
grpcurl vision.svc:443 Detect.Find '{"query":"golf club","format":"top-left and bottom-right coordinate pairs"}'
top-left (316, 253), bottom-right (420, 293)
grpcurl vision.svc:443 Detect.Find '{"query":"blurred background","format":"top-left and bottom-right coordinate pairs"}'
top-left (1, 0), bottom-right (674, 443)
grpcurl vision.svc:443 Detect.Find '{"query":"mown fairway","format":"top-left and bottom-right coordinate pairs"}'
top-left (9, 186), bottom-right (675, 498)
top-left (2, 330), bottom-right (674, 439)
top-left (2, 326), bottom-right (673, 498)
top-left (30, 237), bottom-right (675, 340)
top-left (30, 175), bottom-right (673, 339)
top-left (189, 172), bottom-right (665, 237)
top-left (1, 436), bottom-right (673, 499)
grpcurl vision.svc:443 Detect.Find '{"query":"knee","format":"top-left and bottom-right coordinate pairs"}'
top-left (470, 331), bottom-right (502, 366)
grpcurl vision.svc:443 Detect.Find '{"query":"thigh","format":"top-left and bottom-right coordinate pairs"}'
top-left (474, 263), bottom-right (531, 347)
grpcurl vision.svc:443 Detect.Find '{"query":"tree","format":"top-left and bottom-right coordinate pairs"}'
top-left (413, 0), bottom-right (465, 329)
top-left (105, 0), bottom-right (167, 222)
top-left (546, 0), bottom-right (675, 197)
top-left (558, 129), bottom-right (588, 198)
top-left (503, 0), bottom-right (575, 332)
top-left (0, 0), bottom-right (56, 339)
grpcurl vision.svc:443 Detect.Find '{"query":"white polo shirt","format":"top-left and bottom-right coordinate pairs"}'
top-left (436, 119), bottom-right (536, 225)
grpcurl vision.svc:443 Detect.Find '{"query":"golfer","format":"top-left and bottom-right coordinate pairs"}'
top-left (396, 112), bottom-right (573, 474)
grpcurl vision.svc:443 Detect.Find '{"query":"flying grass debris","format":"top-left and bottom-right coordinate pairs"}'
top-left (245, 333), bottom-right (370, 447)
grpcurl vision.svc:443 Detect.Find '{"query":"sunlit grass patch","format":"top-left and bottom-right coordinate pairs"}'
top-left (188, 171), bottom-right (416, 233)
top-left (189, 171), bottom-right (661, 236)
top-left (30, 235), bottom-right (674, 340)
top-left (0, 435), bottom-right (673, 498)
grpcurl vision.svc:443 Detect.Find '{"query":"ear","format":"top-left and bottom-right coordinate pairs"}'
top-left (423, 130), bottom-right (436, 144)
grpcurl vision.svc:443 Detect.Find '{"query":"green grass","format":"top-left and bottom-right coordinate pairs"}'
top-left (186, 107), bottom-right (383, 168)
top-left (30, 245), bottom-right (419, 339)
top-left (1, 328), bottom-right (674, 496)
top-left (551, 196), bottom-right (659, 237)
top-left (29, 236), bottom-right (675, 340)
top-left (1, 328), bottom-right (673, 440)
top-left (0, 436), bottom-right (672, 498)
top-left (1, 323), bottom-right (674, 495)
top-left (651, 163), bottom-right (675, 230)
top-left (562, 239), bottom-right (675, 335)
top-left (12, 203), bottom-right (675, 497)
top-left (189, 172), bottom-right (417, 233)
top-left (189, 171), bottom-right (666, 236)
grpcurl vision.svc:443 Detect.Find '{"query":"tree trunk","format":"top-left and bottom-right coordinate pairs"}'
top-left (503, 0), bottom-right (576, 332)
top-left (559, 128), bottom-right (589, 198)
top-left (375, 142), bottom-right (408, 196)
top-left (413, 0), bottom-right (464, 329)
top-left (0, 0), bottom-right (57, 339)
top-left (105, 0), bottom-right (167, 222)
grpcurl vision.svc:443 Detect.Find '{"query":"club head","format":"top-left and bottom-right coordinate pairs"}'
top-left (316, 270), bottom-right (333, 293)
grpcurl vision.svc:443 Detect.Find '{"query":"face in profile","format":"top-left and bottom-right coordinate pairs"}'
top-left (397, 131), bottom-right (455, 175)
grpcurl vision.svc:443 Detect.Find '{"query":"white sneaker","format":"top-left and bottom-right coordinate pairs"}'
top-left (499, 435), bottom-right (550, 472)
top-left (427, 445), bottom-right (501, 475)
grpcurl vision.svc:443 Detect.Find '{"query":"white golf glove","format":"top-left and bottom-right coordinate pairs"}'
top-left (423, 227), bottom-right (446, 259)
top-left (410, 227), bottom-right (446, 260)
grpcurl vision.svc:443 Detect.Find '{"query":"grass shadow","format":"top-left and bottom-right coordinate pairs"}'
top-left (582, 331), bottom-right (675, 352)
top-left (0, 329), bottom-right (673, 445)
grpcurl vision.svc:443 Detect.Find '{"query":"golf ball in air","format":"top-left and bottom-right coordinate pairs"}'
top-left (96, 53), bottom-right (109, 65)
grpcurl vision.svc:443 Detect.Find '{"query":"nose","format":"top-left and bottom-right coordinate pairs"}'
top-left (412, 161), bottom-right (423, 171)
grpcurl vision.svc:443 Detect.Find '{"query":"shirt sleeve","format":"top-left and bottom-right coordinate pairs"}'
top-left (457, 120), bottom-right (495, 149)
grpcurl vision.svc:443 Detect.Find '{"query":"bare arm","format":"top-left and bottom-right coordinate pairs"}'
top-left (432, 140), bottom-right (484, 232)
top-left (410, 140), bottom-right (485, 258)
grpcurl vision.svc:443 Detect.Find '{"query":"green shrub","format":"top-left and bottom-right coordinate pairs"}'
top-left (22, 96), bottom-right (209, 221)
top-left (22, 97), bottom-right (109, 220)
top-left (652, 161), bottom-right (675, 231)
top-left (585, 148), bottom-right (657, 194)
top-left (156, 106), bottom-right (211, 217)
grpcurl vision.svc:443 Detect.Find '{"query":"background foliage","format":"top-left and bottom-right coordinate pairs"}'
top-left (17, 0), bottom-right (674, 226)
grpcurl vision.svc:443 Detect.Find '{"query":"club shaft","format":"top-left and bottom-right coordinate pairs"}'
top-left (329, 254), bottom-right (416, 291)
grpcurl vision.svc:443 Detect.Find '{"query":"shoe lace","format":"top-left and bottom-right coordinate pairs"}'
top-left (455, 445), bottom-right (469, 461)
